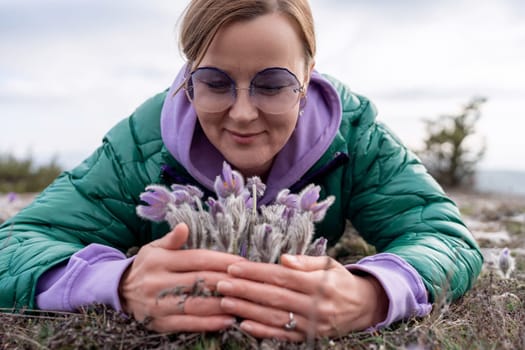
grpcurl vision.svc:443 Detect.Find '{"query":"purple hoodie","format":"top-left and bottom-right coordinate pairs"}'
top-left (160, 65), bottom-right (342, 204)
top-left (36, 66), bottom-right (431, 329)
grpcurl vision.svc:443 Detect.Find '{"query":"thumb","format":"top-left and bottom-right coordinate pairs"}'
top-left (153, 223), bottom-right (189, 250)
top-left (280, 254), bottom-right (335, 272)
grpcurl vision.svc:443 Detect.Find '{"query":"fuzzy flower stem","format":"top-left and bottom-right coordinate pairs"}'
top-left (247, 183), bottom-right (259, 258)
top-left (252, 183), bottom-right (257, 217)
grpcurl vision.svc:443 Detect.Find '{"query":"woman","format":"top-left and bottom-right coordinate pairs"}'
top-left (0, 0), bottom-right (482, 341)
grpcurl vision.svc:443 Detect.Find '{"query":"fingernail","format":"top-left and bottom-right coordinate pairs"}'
top-left (240, 321), bottom-right (253, 332)
top-left (217, 281), bottom-right (233, 293)
top-left (221, 298), bottom-right (235, 309)
top-left (228, 265), bottom-right (242, 275)
top-left (284, 254), bottom-right (299, 265)
top-left (224, 317), bottom-right (236, 327)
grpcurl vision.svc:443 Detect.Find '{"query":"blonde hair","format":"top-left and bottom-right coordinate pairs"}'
top-left (179, 0), bottom-right (316, 71)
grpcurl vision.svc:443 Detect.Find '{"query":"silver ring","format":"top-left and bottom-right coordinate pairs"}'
top-left (284, 312), bottom-right (297, 330)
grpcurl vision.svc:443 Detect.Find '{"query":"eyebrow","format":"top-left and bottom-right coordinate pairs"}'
top-left (195, 66), bottom-right (296, 80)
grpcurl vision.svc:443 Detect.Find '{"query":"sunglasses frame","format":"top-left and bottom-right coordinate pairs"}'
top-left (184, 66), bottom-right (305, 114)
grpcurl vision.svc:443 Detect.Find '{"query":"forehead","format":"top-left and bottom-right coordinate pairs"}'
top-left (199, 13), bottom-right (305, 79)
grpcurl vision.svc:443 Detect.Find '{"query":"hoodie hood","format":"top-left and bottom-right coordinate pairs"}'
top-left (161, 65), bottom-right (342, 204)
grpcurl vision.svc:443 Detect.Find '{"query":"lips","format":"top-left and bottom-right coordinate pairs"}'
top-left (227, 130), bottom-right (263, 144)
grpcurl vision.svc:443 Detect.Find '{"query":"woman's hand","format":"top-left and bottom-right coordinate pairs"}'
top-left (119, 223), bottom-right (245, 333)
top-left (217, 254), bottom-right (389, 341)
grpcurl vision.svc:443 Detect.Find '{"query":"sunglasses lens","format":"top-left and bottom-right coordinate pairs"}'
top-left (187, 67), bottom-right (302, 114)
top-left (252, 68), bottom-right (302, 114)
top-left (188, 68), bottom-right (234, 112)
top-left (252, 69), bottom-right (299, 91)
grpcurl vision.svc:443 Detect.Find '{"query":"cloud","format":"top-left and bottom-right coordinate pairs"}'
top-left (0, 0), bottom-right (186, 40)
top-left (1, 0), bottom-right (524, 171)
top-left (314, 0), bottom-right (525, 83)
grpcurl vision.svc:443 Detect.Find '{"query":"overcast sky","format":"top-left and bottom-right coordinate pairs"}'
top-left (1, 0), bottom-right (524, 171)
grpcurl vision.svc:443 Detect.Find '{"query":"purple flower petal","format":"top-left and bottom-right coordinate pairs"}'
top-left (214, 162), bottom-right (245, 198)
top-left (170, 184), bottom-right (187, 192)
top-left (282, 207), bottom-right (296, 221)
top-left (136, 185), bottom-right (175, 222)
top-left (247, 176), bottom-right (266, 198)
top-left (172, 190), bottom-right (193, 205)
top-left (296, 185), bottom-right (335, 222)
top-left (310, 196), bottom-right (335, 222)
top-left (498, 247), bottom-right (515, 278)
top-left (171, 184), bottom-right (204, 199)
top-left (299, 184), bottom-right (320, 211)
top-left (307, 237), bottom-right (327, 256)
top-left (239, 241), bottom-right (248, 258)
top-left (140, 185), bottom-right (174, 205)
top-left (231, 171), bottom-right (245, 196)
top-left (136, 205), bottom-right (167, 222)
top-left (7, 192), bottom-right (17, 203)
top-left (207, 197), bottom-right (224, 219)
top-left (501, 247), bottom-right (509, 257)
top-left (222, 161), bottom-right (234, 184)
top-left (276, 189), bottom-right (299, 209)
top-left (244, 196), bottom-right (254, 210)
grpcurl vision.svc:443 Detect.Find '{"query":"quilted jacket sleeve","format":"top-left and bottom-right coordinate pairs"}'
top-left (0, 93), bottom-right (167, 310)
top-left (343, 97), bottom-right (483, 302)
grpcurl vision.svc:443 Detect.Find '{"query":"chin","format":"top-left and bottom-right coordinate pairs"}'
top-left (227, 155), bottom-right (272, 177)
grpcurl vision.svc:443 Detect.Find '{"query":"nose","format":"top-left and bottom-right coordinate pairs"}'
top-left (228, 88), bottom-right (258, 122)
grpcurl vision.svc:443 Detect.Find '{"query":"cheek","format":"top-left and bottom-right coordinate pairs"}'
top-left (271, 112), bottom-right (299, 141)
top-left (196, 111), bottom-right (224, 133)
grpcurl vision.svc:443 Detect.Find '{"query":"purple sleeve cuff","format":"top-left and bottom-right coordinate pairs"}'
top-left (345, 253), bottom-right (432, 330)
top-left (35, 244), bottom-right (135, 312)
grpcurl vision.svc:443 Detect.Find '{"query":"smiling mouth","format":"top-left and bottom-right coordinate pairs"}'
top-left (228, 130), bottom-right (262, 144)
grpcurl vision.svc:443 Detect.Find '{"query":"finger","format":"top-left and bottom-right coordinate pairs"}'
top-left (127, 271), bottom-right (233, 315)
top-left (147, 314), bottom-right (236, 333)
top-left (231, 301), bottom-right (338, 340)
top-left (280, 254), bottom-right (335, 272)
top-left (165, 250), bottom-right (246, 273)
top-left (217, 279), bottom-right (343, 334)
top-left (227, 261), bottom-right (328, 295)
top-left (183, 296), bottom-right (225, 316)
top-left (220, 296), bottom-right (309, 333)
top-left (152, 223), bottom-right (189, 250)
top-left (240, 319), bottom-right (305, 342)
top-left (154, 271), bottom-right (232, 294)
top-left (217, 278), bottom-right (310, 313)
top-left (153, 295), bottom-right (225, 317)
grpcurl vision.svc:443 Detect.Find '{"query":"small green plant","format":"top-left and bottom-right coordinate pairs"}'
top-left (417, 96), bottom-right (487, 188)
top-left (505, 220), bottom-right (525, 235)
top-left (0, 152), bottom-right (62, 193)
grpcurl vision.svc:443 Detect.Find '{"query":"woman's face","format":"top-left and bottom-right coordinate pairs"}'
top-left (192, 13), bottom-right (312, 177)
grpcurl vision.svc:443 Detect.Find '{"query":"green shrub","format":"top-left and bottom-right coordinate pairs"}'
top-left (0, 153), bottom-right (62, 193)
top-left (417, 97), bottom-right (487, 188)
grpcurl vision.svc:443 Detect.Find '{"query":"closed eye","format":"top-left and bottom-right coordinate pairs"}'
top-left (200, 80), bottom-right (231, 93)
top-left (254, 85), bottom-right (290, 96)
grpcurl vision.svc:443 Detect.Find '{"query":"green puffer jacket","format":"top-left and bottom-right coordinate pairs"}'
top-left (0, 76), bottom-right (483, 310)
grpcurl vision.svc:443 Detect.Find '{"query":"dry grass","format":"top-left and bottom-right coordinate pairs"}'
top-left (1, 190), bottom-right (524, 349)
top-left (1, 271), bottom-right (523, 349)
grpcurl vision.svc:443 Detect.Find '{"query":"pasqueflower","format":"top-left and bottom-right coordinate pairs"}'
top-left (214, 161), bottom-right (245, 198)
top-left (137, 162), bottom-right (333, 263)
top-left (136, 185), bottom-right (176, 222)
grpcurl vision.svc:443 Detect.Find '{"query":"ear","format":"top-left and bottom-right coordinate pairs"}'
top-left (303, 59), bottom-right (316, 92)
top-left (308, 60), bottom-right (316, 76)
